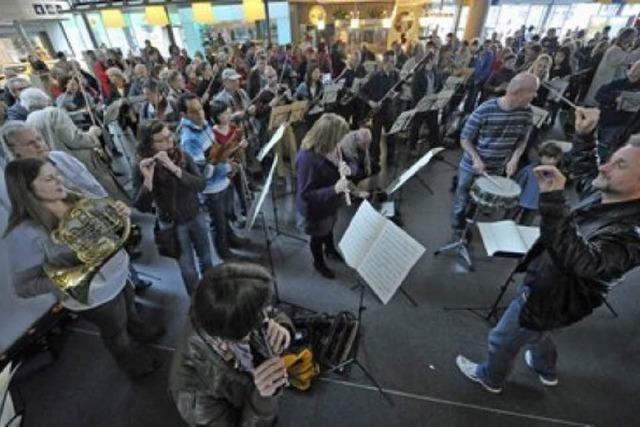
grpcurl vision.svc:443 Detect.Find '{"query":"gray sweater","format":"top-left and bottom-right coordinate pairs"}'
top-left (5, 220), bottom-right (128, 311)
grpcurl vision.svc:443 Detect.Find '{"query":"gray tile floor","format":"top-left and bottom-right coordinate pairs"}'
top-left (10, 145), bottom-right (640, 427)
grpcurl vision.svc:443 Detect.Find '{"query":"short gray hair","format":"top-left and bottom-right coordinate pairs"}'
top-left (0, 121), bottom-right (35, 161)
top-left (6, 77), bottom-right (30, 96)
top-left (19, 87), bottom-right (51, 111)
top-left (627, 134), bottom-right (640, 148)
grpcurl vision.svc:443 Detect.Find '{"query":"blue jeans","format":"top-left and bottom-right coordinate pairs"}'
top-left (161, 213), bottom-right (213, 295)
top-left (450, 165), bottom-right (476, 230)
top-left (476, 286), bottom-right (558, 388)
top-left (204, 188), bottom-right (233, 256)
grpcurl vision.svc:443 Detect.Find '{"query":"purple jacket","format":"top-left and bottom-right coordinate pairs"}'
top-left (295, 149), bottom-right (343, 220)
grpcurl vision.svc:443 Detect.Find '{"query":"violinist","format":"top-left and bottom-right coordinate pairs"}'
top-left (295, 64), bottom-right (324, 126)
top-left (210, 101), bottom-right (251, 224)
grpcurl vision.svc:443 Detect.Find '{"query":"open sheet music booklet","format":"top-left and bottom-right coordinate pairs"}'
top-left (477, 221), bottom-right (540, 257)
top-left (339, 201), bottom-right (425, 304)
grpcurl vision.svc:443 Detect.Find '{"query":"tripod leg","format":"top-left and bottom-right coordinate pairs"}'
top-left (398, 287), bottom-right (418, 307)
top-left (352, 359), bottom-right (394, 405)
top-left (484, 270), bottom-right (516, 323)
top-left (261, 213), bottom-right (279, 301)
top-left (603, 299), bottom-right (618, 318)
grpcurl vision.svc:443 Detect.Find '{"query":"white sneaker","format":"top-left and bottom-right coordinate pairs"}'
top-left (524, 350), bottom-right (558, 386)
top-left (456, 355), bottom-right (503, 394)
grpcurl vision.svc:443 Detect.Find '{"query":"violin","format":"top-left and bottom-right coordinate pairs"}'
top-left (208, 126), bottom-right (245, 164)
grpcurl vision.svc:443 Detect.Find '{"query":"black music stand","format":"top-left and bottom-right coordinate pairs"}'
top-left (444, 267), bottom-right (519, 326)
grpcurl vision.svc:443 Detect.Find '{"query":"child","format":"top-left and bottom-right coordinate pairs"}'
top-left (514, 141), bottom-right (564, 225)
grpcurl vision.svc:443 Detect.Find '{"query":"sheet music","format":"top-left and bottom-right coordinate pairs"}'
top-left (530, 105), bottom-right (549, 128)
top-left (268, 104), bottom-right (291, 130)
top-left (385, 147), bottom-right (446, 195)
top-left (257, 124), bottom-right (286, 161)
top-left (380, 201), bottom-right (395, 218)
top-left (338, 201), bottom-right (386, 270)
top-left (618, 91), bottom-right (640, 112)
top-left (322, 82), bottom-right (343, 104)
top-left (358, 221), bottom-right (425, 304)
top-left (435, 89), bottom-right (455, 109)
top-left (546, 78), bottom-right (570, 102)
top-left (288, 101), bottom-right (307, 123)
top-left (415, 94), bottom-right (439, 112)
top-left (388, 109), bottom-right (416, 135)
top-left (245, 154), bottom-right (278, 232)
top-left (477, 221), bottom-right (539, 256)
top-left (444, 76), bottom-right (465, 89)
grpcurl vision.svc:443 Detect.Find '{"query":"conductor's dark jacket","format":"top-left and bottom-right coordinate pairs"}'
top-left (516, 132), bottom-right (640, 331)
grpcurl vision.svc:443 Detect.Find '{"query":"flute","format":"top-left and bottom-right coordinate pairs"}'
top-left (337, 149), bottom-right (351, 206)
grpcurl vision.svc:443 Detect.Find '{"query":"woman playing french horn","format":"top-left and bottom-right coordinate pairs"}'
top-left (3, 158), bottom-right (162, 377)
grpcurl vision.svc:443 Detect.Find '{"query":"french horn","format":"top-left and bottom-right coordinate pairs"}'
top-left (43, 197), bottom-right (131, 304)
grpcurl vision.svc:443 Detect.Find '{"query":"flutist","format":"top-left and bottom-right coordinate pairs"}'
top-left (296, 114), bottom-right (358, 280)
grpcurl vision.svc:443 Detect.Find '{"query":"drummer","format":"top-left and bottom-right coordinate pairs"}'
top-left (450, 72), bottom-right (538, 240)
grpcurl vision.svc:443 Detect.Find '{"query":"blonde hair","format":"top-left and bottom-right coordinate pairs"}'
top-left (528, 54), bottom-right (552, 81)
top-left (301, 113), bottom-right (349, 155)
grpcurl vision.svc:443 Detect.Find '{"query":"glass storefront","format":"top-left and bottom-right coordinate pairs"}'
top-left (61, 2), bottom-right (291, 57)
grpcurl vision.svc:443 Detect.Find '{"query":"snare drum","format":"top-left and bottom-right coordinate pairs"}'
top-left (470, 175), bottom-right (521, 211)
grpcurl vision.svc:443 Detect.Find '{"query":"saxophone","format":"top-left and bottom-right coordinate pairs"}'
top-left (43, 198), bottom-right (131, 304)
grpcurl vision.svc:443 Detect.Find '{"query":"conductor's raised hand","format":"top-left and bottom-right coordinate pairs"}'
top-left (533, 165), bottom-right (566, 193)
top-left (252, 357), bottom-right (288, 398)
top-left (574, 107), bottom-right (600, 135)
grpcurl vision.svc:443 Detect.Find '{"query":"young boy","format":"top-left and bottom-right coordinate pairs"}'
top-left (169, 263), bottom-right (292, 426)
top-left (514, 141), bottom-right (564, 225)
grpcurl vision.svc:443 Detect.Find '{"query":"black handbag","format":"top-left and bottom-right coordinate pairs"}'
top-left (153, 179), bottom-right (181, 259)
top-left (154, 221), bottom-right (181, 259)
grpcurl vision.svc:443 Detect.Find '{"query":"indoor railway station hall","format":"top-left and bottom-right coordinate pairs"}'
top-left (1, 0), bottom-right (640, 426)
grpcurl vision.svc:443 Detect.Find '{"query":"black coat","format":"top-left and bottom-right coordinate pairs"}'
top-left (516, 133), bottom-right (640, 331)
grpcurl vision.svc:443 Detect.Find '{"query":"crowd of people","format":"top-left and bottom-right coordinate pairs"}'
top-left (2, 21), bottom-right (640, 425)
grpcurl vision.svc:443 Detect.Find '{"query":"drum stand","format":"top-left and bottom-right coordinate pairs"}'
top-left (434, 207), bottom-right (479, 271)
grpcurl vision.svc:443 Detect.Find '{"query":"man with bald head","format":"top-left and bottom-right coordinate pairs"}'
top-left (450, 72), bottom-right (538, 238)
top-left (457, 107), bottom-right (640, 394)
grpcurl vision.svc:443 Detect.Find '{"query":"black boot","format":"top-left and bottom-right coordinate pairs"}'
top-left (323, 233), bottom-right (344, 263)
top-left (103, 330), bottom-right (161, 378)
top-left (311, 236), bottom-right (335, 279)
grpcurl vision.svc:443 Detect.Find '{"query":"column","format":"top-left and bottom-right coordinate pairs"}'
top-left (463, 0), bottom-right (490, 41)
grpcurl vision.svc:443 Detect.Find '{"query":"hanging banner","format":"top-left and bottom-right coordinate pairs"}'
top-left (101, 9), bottom-right (125, 28)
top-left (145, 5), bottom-right (169, 26)
top-left (193, 2), bottom-right (216, 24)
top-left (243, 0), bottom-right (266, 23)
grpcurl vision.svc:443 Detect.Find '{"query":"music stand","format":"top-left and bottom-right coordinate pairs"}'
top-left (321, 274), bottom-right (393, 405)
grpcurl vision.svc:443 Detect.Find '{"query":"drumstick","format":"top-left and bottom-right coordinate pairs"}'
top-left (482, 172), bottom-right (504, 190)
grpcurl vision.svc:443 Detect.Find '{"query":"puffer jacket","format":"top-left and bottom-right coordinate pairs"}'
top-left (516, 132), bottom-right (640, 331)
top-left (169, 311), bottom-right (293, 427)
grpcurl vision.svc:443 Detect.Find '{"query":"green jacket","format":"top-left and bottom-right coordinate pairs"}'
top-left (169, 312), bottom-right (293, 427)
